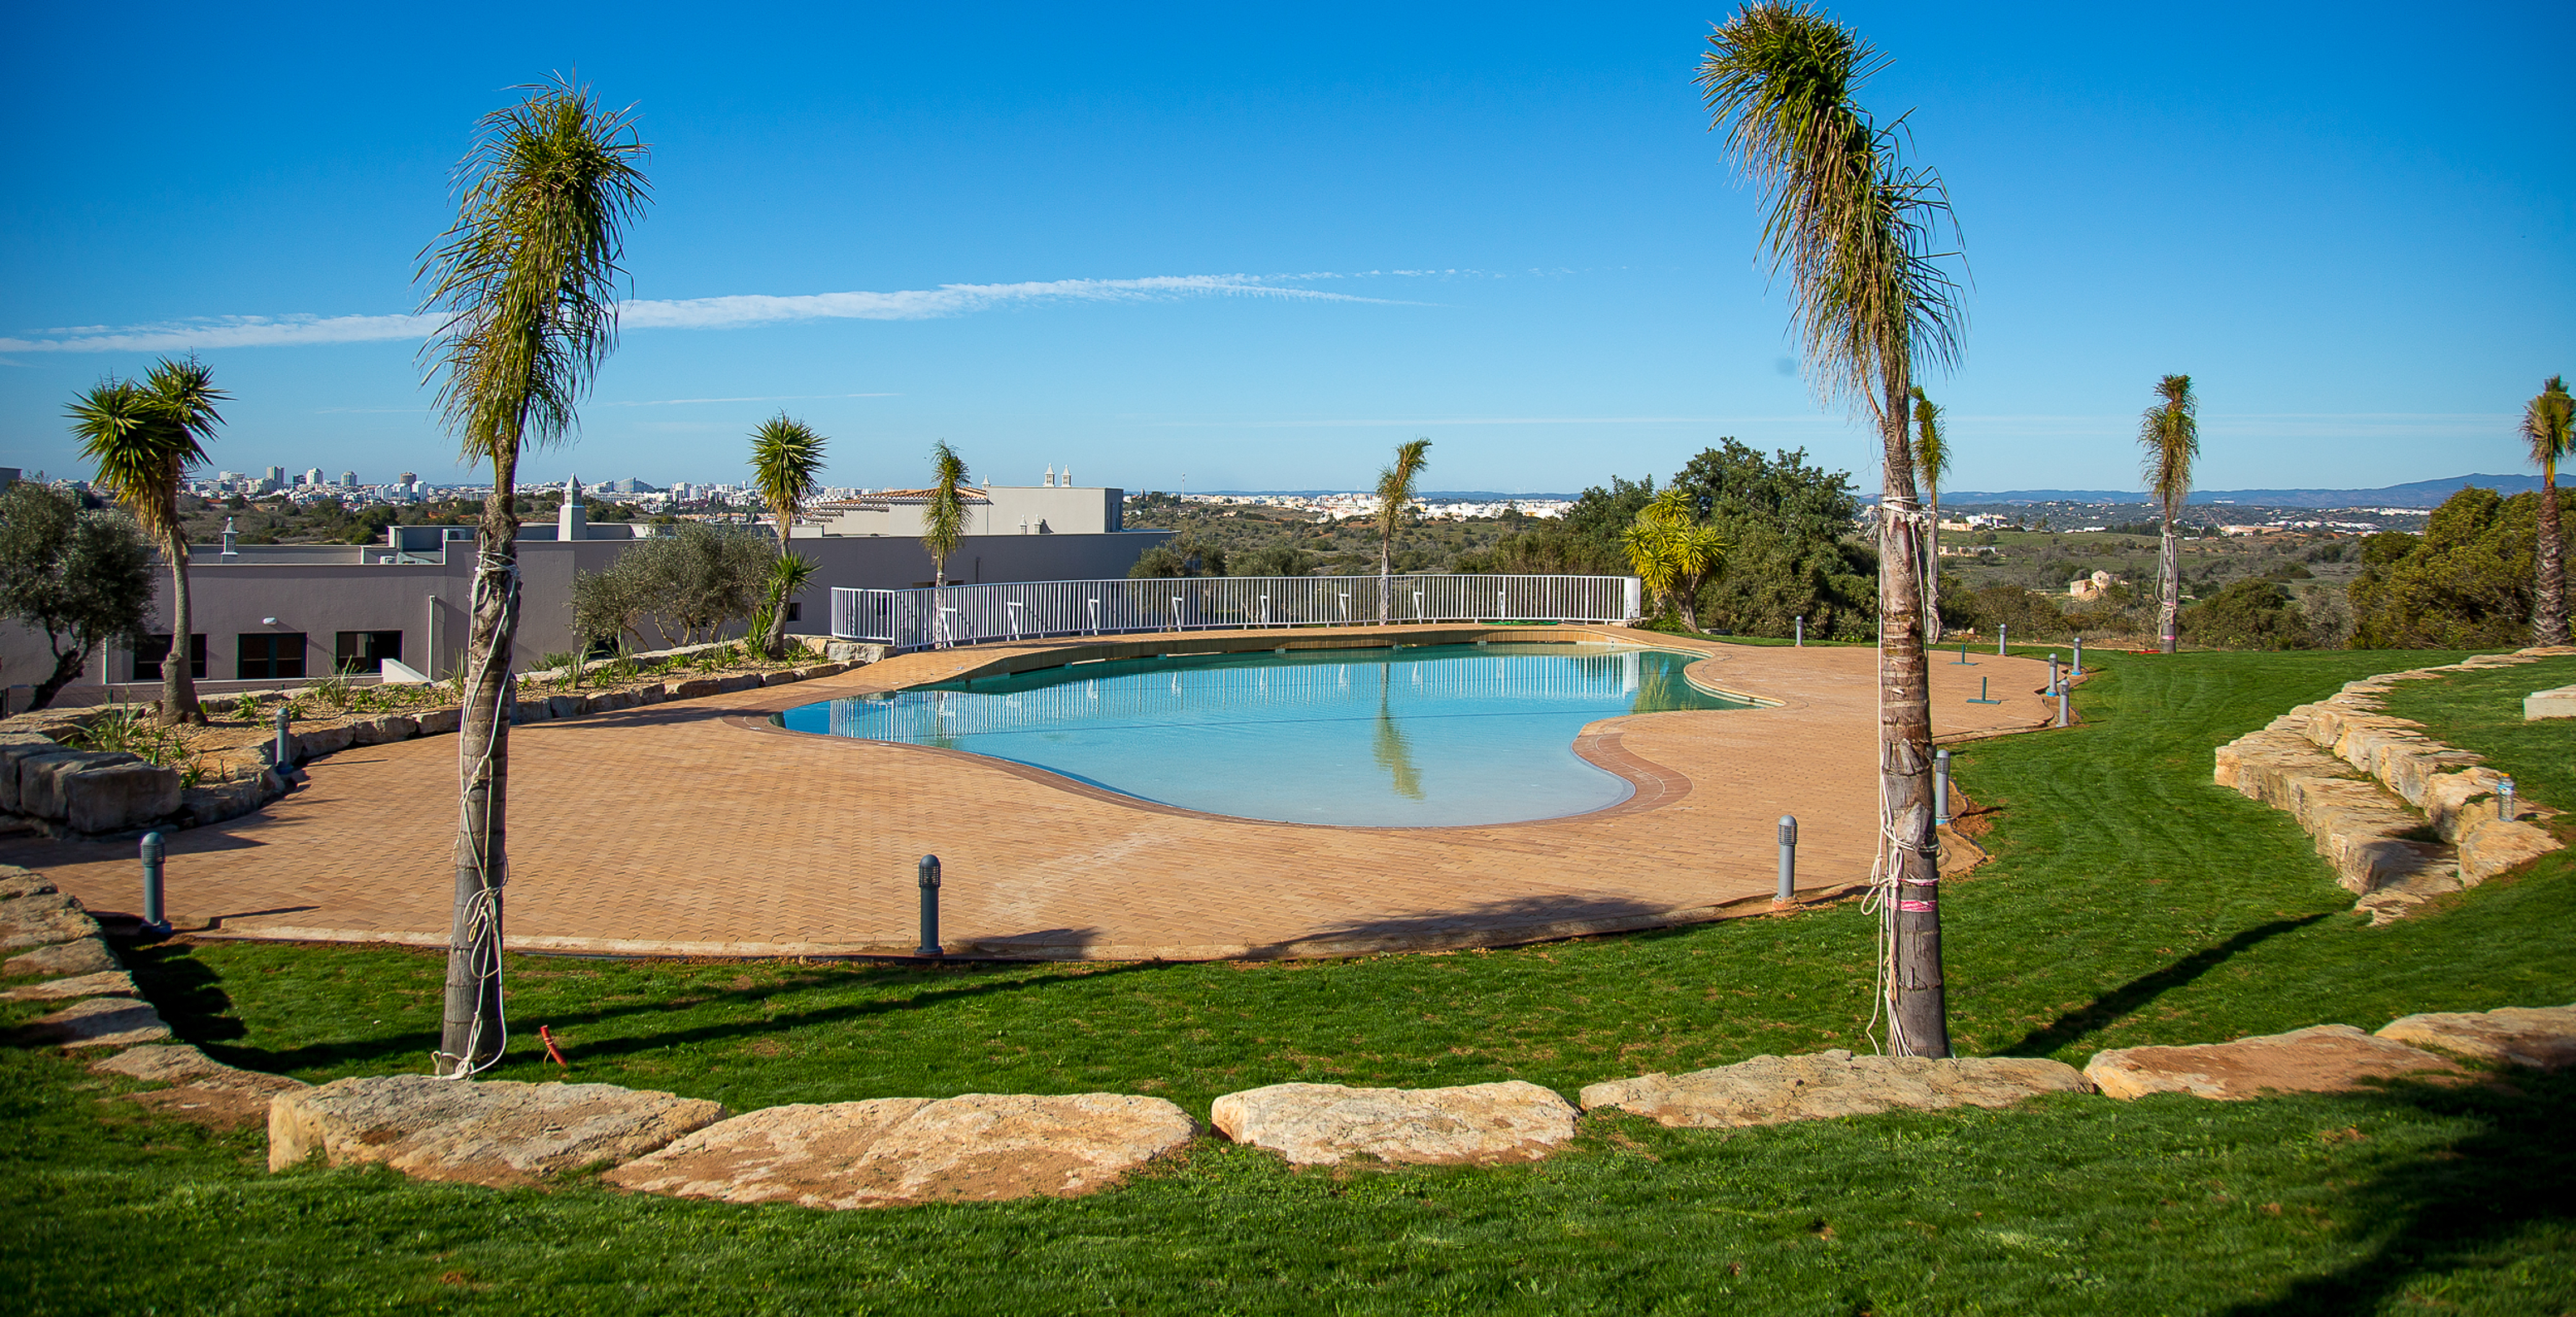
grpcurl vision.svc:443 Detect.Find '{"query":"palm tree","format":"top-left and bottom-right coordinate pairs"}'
top-left (415, 76), bottom-right (649, 1076)
top-left (1910, 385), bottom-right (1947, 641)
top-left (1701, 2), bottom-right (1965, 1056)
top-left (68, 356), bottom-right (227, 725)
top-left (2139, 373), bottom-right (2198, 655)
top-left (748, 414), bottom-right (827, 656)
top-left (1374, 437), bottom-right (1432, 622)
top-left (924, 441), bottom-right (969, 593)
top-left (2527, 375), bottom-right (2573, 646)
top-left (1621, 489), bottom-right (1726, 630)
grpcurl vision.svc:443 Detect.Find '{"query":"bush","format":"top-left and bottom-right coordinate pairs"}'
top-left (2349, 486), bottom-right (2574, 648)
top-left (2183, 578), bottom-right (2310, 650)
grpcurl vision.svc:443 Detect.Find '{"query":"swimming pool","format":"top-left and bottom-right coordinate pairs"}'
top-left (778, 642), bottom-right (1752, 827)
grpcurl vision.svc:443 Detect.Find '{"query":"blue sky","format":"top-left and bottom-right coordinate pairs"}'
top-left (4, 2), bottom-right (2571, 497)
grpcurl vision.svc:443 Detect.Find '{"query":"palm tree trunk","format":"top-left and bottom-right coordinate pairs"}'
top-left (2158, 509), bottom-right (2182, 654)
top-left (160, 529), bottom-right (202, 724)
top-left (1378, 528), bottom-right (1392, 624)
top-left (2536, 473), bottom-right (2568, 646)
top-left (763, 524), bottom-right (793, 657)
top-left (439, 447), bottom-right (518, 1076)
top-left (1880, 373), bottom-right (1949, 1058)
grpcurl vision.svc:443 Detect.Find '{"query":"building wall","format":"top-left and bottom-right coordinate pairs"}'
top-left (807, 485), bottom-right (1124, 538)
top-left (2, 524), bottom-right (1168, 707)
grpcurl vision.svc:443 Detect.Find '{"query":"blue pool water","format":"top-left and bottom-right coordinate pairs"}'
top-left (777, 642), bottom-right (1750, 827)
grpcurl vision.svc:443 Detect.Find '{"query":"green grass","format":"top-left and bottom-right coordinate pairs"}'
top-left (2376, 654), bottom-right (2576, 818)
top-left (7, 649), bottom-right (2575, 1314)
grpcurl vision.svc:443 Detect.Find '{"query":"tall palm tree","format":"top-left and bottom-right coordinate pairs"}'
top-left (1910, 385), bottom-right (1947, 642)
top-left (1621, 489), bottom-right (1726, 630)
top-left (415, 76), bottom-right (649, 1076)
top-left (1701, 2), bottom-right (1964, 1056)
top-left (68, 356), bottom-right (227, 725)
top-left (2527, 375), bottom-right (2573, 646)
top-left (924, 441), bottom-right (969, 593)
top-left (1375, 437), bottom-right (1432, 622)
top-left (749, 413), bottom-right (827, 656)
top-left (2139, 373), bottom-right (2198, 655)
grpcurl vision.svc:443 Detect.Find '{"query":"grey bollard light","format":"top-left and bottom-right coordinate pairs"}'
top-left (139, 832), bottom-right (169, 935)
top-left (2071, 637), bottom-right (2085, 678)
top-left (1934, 749), bottom-right (1952, 827)
top-left (916, 855), bottom-right (944, 957)
top-left (273, 705), bottom-right (293, 768)
top-left (1997, 623), bottom-right (2008, 656)
top-left (1776, 816), bottom-right (1798, 902)
top-left (2499, 776), bottom-right (2517, 824)
top-left (1794, 616), bottom-right (1804, 647)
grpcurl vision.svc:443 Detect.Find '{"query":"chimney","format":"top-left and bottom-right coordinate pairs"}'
top-left (558, 475), bottom-right (587, 541)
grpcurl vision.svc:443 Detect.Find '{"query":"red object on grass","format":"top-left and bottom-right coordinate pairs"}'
top-left (539, 1025), bottom-right (569, 1068)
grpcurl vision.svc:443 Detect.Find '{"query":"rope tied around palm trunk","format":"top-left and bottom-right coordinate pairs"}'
top-left (1865, 496), bottom-right (1939, 1058)
top-left (433, 544), bottom-right (520, 1079)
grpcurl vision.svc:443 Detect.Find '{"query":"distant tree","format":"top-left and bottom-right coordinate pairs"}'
top-left (1910, 386), bottom-right (1948, 641)
top-left (414, 74), bottom-right (650, 1076)
top-left (0, 484), bottom-right (154, 711)
top-left (2524, 376), bottom-right (2572, 646)
top-left (1666, 441), bottom-right (1877, 638)
top-left (2138, 373), bottom-right (2199, 654)
top-left (924, 441), bottom-right (968, 591)
top-left (1232, 543), bottom-right (1316, 578)
top-left (1374, 437), bottom-right (1432, 621)
top-left (2349, 485), bottom-right (2575, 648)
top-left (582, 523), bottom-right (775, 647)
top-left (747, 413), bottom-right (827, 656)
top-left (2183, 578), bottom-right (2309, 651)
top-left (1622, 490), bottom-right (1726, 630)
top-left (66, 356), bottom-right (228, 724)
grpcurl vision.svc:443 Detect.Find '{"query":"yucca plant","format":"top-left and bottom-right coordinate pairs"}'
top-left (749, 415), bottom-right (827, 656)
top-left (2525, 375), bottom-right (2572, 646)
top-left (1374, 439), bottom-right (1432, 622)
top-left (924, 441), bottom-right (969, 592)
top-left (68, 356), bottom-right (227, 725)
top-left (1700, 1), bottom-right (1965, 1056)
top-left (2139, 373), bottom-right (2199, 654)
top-left (1621, 490), bottom-right (1727, 630)
top-left (415, 74), bottom-right (649, 1076)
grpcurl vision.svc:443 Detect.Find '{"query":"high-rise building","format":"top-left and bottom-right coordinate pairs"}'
top-left (398, 471), bottom-right (417, 485)
top-left (302, 468), bottom-right (326, 488)
top-left (339, 471), bottom-right (358, 487)
top-left (263, 466), bottom-right (285, 492)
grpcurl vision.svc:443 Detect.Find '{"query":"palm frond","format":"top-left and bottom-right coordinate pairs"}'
top-left (2525, 375), bottom-right (2574, 480)
top-left (1908, 385), bottom-right (1947, 495)
top-left (69, 358), bottom-right (226, 539)
top-left (924, 441), bottom-right (971, 560)
top-left (1374, 438), bottom-right (1432, 536)
top-left (2138, 373), bottom-right (2198, 514)
top-left (749, 413), bottom-right (827, 535)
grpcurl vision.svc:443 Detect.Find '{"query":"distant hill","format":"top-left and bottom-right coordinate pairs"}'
top-left (1925, 474), bottom-right (2543, 510)
top-left (1193, 490), bottom-right (1582, 501)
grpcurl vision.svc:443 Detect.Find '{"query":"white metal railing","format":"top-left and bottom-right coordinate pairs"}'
top-left (828, 574), bottom-right (1642, 651)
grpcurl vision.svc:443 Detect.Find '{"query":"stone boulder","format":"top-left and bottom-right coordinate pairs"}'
top-left (2377, 1004), bottom-right (2576, 1071)
top-left (291, 724), bottom-right (355, 758)
top-left (415, 709), bottom-right (461, 735)
top-left (715, 673), bottom-right (765, 694)
top-left (17, 997), bottom-right (172, 1050)
top-left (349, 715), bottom-right (420, 745)
top-left (267, 1076), bottom-right (729, 1186)
top-left (1578, 1051), bottom-right (2090, 1129)
top-left (1, 890), bottom-right (101, 951)
top-left (17, 749), bottom-right (132, 820)
top-left (62, 758), bottom-right (182, 832)
top-left (1211, 1081), bottom-right (1578, 1166)
top-left (0, 864), bottom-right (54, 900)
top-left (1, 970), bottom-right (137, 1001)
top-left (667, 678), bottom-right (720, 701)
top-left (93, 1043), bottom-right (311, 1130)
top-left (5, 936), bottom-right (118, 978)
top-left (0, 735), bottom-right (69, 812)
top-left (603, 1092), bottom-right (1195, 1207)
top-left (2083, 1025), bottom-right (2457, 1100)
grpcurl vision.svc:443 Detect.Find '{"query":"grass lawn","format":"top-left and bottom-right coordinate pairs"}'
top-left (2376, 653), bottom-right (2576, 823)
top-left (6, 648), bottom-right (2574, 1314)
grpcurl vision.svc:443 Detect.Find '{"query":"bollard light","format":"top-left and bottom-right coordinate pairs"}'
top-left (2071, 636), bottom-right (2085, 678)
top-left (1997, 623), bottom-right (2008, 656)
top-left (1934, 749), bottom-right (1952, 827)
top-left (139, 832), bottom-right (169, 935)
top-left (1795, 616), bottom-right (1804, 647)
top-left (2499, 777), bottom-right (2517, 824)
top-left (916, 855), bottom-right (944, 957)
top-left (1776, 816), bottom-right (1798, 903)
top-left (273, 705), bottom-right (293, 769)
top-left (2048, 652), bottom-right (2061, 696)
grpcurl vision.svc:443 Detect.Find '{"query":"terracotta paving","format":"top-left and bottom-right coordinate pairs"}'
top-left (5, 627), bottom-right (2065, 960)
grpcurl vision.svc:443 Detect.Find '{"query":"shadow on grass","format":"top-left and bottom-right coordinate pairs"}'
top-left (2224, 1068), bottom-right (2575, 1315)
top-left (1999, 915), bottom-right (2329, 1057)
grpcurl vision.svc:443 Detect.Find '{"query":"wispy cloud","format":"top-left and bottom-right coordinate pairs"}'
top-left (0, 274), bottom-right (1408, 354)
top-left (1150, 415), bottom-right (1827, 428)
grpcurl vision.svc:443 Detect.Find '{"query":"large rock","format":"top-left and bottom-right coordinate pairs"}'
top-left (0, 735), bottom-right (68, 812)
top-left (1578, 1051), bottom-right (2090, 1129)
top-left (17, 997), bottom-right (172, 1049)
top-left (2377, 1004), bottom-right (2576, 1071)
top-left (17, 749), bottom-right (130, 820)
top-left (1, 970), bottom-right (136, 1001)
top-left (61, 758), bottom-right (181, 832)
top-left (93, 1043), bottom-right (310, 1130)
top-left (2083, 1025), bottom-right (2457, 1100)
top-left (1, 890), bottom-right (101, 951)
top-left (267, 1076), bottom-right (729, 1186)
top-left (603, 1092), bottom-right (1195, 1207)
top-left (1211, 1081), bottom-right (1578, 1166)
top-left (0, 864), bottom-right (54, 900)
top-left (5, 937), bottom-right (118, 978)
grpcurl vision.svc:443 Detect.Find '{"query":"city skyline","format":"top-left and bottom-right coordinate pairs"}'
top-left (5, 3), bottom-right (2571, 496)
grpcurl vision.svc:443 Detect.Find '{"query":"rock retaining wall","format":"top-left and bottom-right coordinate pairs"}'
top-left (2213, 648), bottom-right (2569, 921)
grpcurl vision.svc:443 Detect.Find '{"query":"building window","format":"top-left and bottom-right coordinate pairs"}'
top-left (133, 633), bottom-right (207, 681)
top-left (237, 633), bottom-right (307, 680)
top-left (784, 602), bottom-right (802, 622)
top-left (334, 630), bottom-right (404, 675)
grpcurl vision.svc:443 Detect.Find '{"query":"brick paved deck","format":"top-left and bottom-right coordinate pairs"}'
top-left (3, 627), bottom-right (2065, 960)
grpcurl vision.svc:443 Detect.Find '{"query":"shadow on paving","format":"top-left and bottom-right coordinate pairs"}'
top-left (2222, 1068), bottom-right (2575, 1315)
top-left (1244, 893), bottom-right (1682, 957)
top-left (1999, 914), bottom-right (2330, 1057)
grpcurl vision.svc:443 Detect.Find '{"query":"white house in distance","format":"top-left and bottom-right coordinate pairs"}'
top-left (2, 477), bottom-right (1167, 709)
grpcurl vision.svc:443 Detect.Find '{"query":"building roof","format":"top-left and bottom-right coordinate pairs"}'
top-left (816, 485), bottom-right (991, 507)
